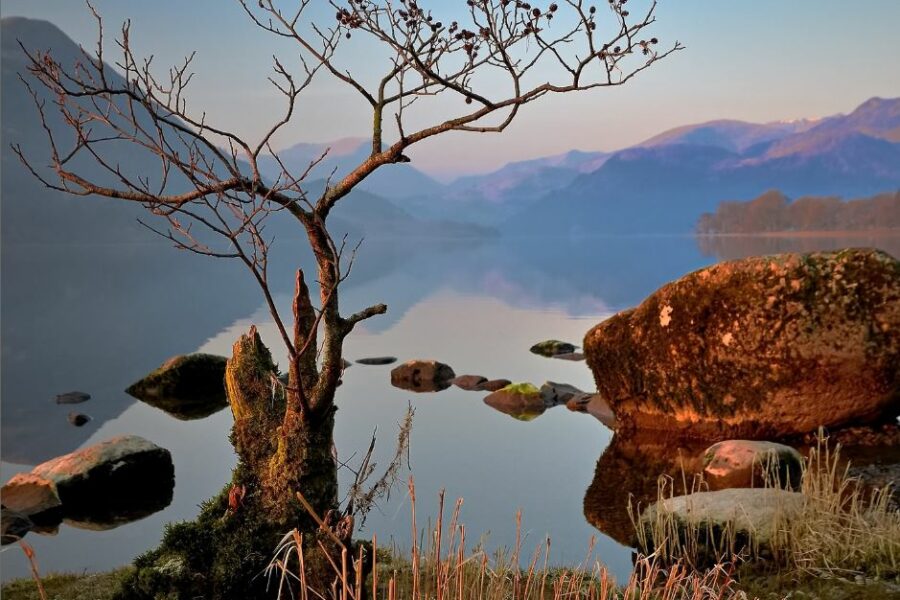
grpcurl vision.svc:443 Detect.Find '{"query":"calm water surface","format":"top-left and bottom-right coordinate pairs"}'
top-left (2, 233), bottom-right (898, 581)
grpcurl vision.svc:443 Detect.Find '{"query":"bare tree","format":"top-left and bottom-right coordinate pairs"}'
top-left (15, 1), bottom-right (679, 597)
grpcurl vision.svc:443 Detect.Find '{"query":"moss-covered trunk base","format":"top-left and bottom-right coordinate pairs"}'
top-left (112, 327), bottom-right (348, 599)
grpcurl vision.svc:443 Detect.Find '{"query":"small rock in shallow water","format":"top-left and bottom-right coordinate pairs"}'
top-left (539, 381), bottom-right (586, 406)
top-left (67, 412), bottom-right (91, 427)
top-left (56, 391), bottom-right (90, 404)
top-left (477, 379), bottom-right (512, 392)
top-left (391, 360), bottom-right (455, 392)
top-left (484, 383), bottom-right (546, 421)
top-left (529, 340), bottom-right (577, 357)
top-left (126, 354), bottom-right (228, 420)
top-left (452, 375), bottom-right (488, 391)
top-left (356, 356), bottom-right (397, 366)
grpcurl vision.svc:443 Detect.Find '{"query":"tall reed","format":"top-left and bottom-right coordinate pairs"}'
top-left (267, 477), bottom-right (752, 600)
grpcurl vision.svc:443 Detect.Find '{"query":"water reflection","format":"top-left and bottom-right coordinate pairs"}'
top-left (3, 232), bottom-right (899, 582)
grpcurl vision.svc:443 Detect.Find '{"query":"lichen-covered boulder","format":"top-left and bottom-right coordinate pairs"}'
top-left (390, 360), bottom-right (455, 392)
top-left (484, 383), bottom-right (545, 420)
top-left (584, 249), bottom-right (900, 438)
top-left (702, 440), bottom-right (803, 490)
top-left (126, 353), bottom-right (228, 420)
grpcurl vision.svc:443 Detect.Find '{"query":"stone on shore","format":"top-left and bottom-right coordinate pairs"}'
top-left (702, 440), bottom-right (803, 490)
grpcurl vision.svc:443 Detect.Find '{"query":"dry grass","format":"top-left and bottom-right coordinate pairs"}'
top-left (629, 435), bottom-right (900, 584)
top-left (267, 478), bottom-right (755, 600)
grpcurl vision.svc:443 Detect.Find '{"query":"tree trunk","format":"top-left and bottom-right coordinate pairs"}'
top-left (116, 327), bottom-right (347, 600)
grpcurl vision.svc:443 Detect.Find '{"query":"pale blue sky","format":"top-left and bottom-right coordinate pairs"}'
top-left (3, 1), bottom-right (899, 178)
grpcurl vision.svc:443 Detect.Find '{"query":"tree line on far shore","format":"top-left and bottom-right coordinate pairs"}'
top-left (696, 190), bottom-right (900, 234)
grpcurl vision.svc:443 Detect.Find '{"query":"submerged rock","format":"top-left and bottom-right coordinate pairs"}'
top-left (452, 375), bottom-right (488, 391)
top-left (641, 488), bottom-right (806, 559)
top-left (484, 383), bottom-right (545, 421)
top-left (584, 249), bottom-right (900, 439)
top-left (29, 435), bottom-right (174, 524)
top-left (67, 412), bottom-right (91, 427)
top-left (126, 353), bottom-right (228, 420)
top-left (539, 381), bottom-right (588, 406)
top-left (356, 356), bottom-right (397, 365)
top-left (529, 340), bottom-right (577, 357)
top-left (478, 379), bottom-right (512, 392)
top-left (702, 440), bottom-right (803, 491)
top-left (55, 391), bottom-right (90, 404)
top-left (391, 360), bottom-right (455, 392)
top-left (1, 508), bottom-right (33, 546)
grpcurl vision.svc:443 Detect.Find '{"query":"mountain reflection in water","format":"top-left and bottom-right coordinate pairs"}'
top-left (2, 233), bottom-right (897, 582)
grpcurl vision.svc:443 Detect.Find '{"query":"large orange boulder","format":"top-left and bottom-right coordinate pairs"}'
top-left (584, 249), bottom-right (900, 439)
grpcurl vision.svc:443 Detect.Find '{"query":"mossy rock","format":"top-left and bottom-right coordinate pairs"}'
top-left (529, 340), bottom-right (577, 357)
top-left (483, 383), bottom-right (546, 420)
top-left (584, 249), bottom-right (900, 439)
top-left (126, 353), bottom-right (228, 420)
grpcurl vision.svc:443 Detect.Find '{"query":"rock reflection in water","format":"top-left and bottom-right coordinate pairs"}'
top-left (583, 433), bottom-right (708, 546)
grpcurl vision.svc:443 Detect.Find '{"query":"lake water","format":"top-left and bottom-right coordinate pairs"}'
top-left (2, 232), bottom-right (899, 582)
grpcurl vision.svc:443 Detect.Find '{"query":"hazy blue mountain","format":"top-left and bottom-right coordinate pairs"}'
top-left (259, 137), bottom-right (446, 201)
top-left (637, 118), bottom-right (823, 154)
top-left (506, 97), bottom-right (900, 234)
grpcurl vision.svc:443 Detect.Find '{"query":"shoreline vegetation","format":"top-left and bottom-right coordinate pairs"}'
top-left (5, 440), bottom-right (899, 600)
top-left (696, 190), bottom-right (900, 236)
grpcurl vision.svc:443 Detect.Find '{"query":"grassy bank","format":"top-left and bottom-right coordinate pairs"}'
top-left (5, 440), bottom-right (899, 600)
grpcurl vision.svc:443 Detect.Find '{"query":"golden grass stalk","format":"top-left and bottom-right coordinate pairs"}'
top-left (268, 478), bottom-right (752, 600)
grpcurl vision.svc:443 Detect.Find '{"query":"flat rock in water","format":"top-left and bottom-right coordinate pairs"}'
top-left (484, 383), bottom-right (545, 421)
top-left (1, 508), bottom-right (33, 546)
top-left (1, 473), bottom-right (62, 521)
top-left (585, 249), bottom-right (900, 438)
top-left (55, 391), bottom-right (90, 404)
top-left (391, 360), bottom-right (455, 392)
top-left (478, 379), bottom-right (512, 392)
top-left (126, 353), bottom-right (228, 420)
top-left (30, 435), bottom-right (174, 523)
top-left (67, 412), bottom-right (91, 427)
top-left (702, 440), bottom-right (803, 491)
top-left (452, 375), bottom-right (488, 391)
top-left (529, 340), bottom-right (577, 357)
top-left (356, 356), bottom-right (397, 365)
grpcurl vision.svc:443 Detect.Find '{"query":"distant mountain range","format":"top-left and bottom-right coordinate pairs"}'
top-left (263, 96), bottom-right (900, 231)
